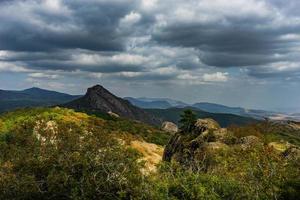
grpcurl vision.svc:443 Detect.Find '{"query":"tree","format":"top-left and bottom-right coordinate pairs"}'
top-left (179, 109), bottom-right (197, 133)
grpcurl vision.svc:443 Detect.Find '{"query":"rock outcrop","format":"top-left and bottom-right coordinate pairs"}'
top-left (163, 118), bottom-right (230, 166)
top-left (161, 121), bottom-right (178, 133)
top-left (163, 115), bottom-right (300, 171)
top-left (193, 118), bottom-right (220, 134)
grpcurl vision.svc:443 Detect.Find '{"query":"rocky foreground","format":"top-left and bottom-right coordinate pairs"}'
top-left (163, 118), bottom-right (300, 170)
top-left (0, 108), bottom-right (299, 199)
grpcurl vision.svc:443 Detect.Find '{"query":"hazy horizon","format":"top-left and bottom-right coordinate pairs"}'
top-left (1, 0), bottom-right (300, 113)
top-left (1, 84), bottom-right (299, 113)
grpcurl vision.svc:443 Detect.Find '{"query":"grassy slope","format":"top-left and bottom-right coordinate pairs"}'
top-left (0, 107), bottom-right (170, 146)
top-left (0, 107), bottom-right (299, 199)
top-left (229, 121), bottom-right (300, 146)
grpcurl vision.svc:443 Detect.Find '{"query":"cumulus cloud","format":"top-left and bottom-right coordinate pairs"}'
top-left (0, 0), bottom-right (299, 101)
top-left (28, 72), bottom-right (61, 79)
top-left (203, 72), bottom-right (229, 82)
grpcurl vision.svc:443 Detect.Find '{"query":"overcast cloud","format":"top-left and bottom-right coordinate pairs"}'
top-left (0, 0), bottom-right (300, 112)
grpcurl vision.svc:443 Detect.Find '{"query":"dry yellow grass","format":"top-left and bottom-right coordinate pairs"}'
top-left (130, 140), bottom-right (164, 174)
top-left (62, 112), bottom-right (93, 124)
top-left (268, 142), bottom-right (291, 152)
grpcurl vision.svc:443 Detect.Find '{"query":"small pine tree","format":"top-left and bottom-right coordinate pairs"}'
top-left (179, 109), bottom-right (197, 133)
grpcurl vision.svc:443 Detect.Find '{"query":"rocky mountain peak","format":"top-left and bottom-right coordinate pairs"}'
top-left (85, 85), bottom-right (116, 103)
top-left (87, 85), bottom-right (107, 94)
top-left (63, 85), bottom-right (161, 125)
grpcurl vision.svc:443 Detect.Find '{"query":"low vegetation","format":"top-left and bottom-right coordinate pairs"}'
top-left (0, 108), bottom-right (299, 199)
top-left (228, 120), bottom-right (300, 146)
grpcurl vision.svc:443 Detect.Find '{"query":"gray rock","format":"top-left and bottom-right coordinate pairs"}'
top-left (161, 121), bottom-right (178, 133)
top-left (193, 118), bottom-right (220, 134)
top-left (107, 111), bottom-right (120, 118)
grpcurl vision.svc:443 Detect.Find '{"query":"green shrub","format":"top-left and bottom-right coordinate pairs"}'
top-left (143, 163), bottom-right (246, 200)
top-left (0, 110), bottom-right (145, 199)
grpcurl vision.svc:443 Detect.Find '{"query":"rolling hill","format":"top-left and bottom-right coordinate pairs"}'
top-left (0, 87), bottom-right (80, 113)
top-left (125, 97), bottom-right (294, 121)
top-left (124, 97), bottom-right (173, 109)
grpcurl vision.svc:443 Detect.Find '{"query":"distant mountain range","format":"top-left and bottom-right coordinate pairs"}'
top-left (1, 85), bottom-right (298, 125)
top-left (0, 87), bottom-right (80, 113)
top-left (146, 107), bottom-right (259, 127)
top-left (124, 97), bottom-right (188, 109)
top-left (125, 97), bottom-right (298, 121)
top-left (0, 86), bottom-right (264, 127)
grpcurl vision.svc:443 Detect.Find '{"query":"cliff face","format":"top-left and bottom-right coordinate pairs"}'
top-left (63, 85), bottom-right (160, 125)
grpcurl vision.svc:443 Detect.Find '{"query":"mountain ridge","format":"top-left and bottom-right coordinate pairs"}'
top-left (146, 107), bottom-right (259, 127)
top-left (0, 87), bottom-right (81, 113)
top-left (62, 85), bottom-right (161, 125)
top-left (125, 97), bottom-right (299, 121)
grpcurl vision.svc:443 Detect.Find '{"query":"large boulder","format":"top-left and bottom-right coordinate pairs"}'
top-left (163, 119), bottom-right (225, 167)
top-left (161, 121), bottom-right (178, 133)
top-left (193, 118), bottom-right (220, 134)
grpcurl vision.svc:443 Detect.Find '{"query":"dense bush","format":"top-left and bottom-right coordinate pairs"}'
top-left (142, 145), bottom-right (300, 200)
top-left (142, 163), bottom-right (246, 200)
top-left (0, 108), bottom-right (146, 199)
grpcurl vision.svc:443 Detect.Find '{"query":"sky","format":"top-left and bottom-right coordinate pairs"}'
top-left (0, 0), bottom-right (300, 112)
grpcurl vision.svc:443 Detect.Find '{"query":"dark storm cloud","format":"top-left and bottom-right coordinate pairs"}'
top-left (0, 0), bottom-right (300, 82)
top-left (0, 0), bottom-right (137, 52)
top-left (152, 15), bottom-right (300, 68)
top-left (0, 51), bottom-right (72, 62)
top-left (247, 69), bottom-right (300, 79)
top-left (246, 62), bottom-right (300, 79)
